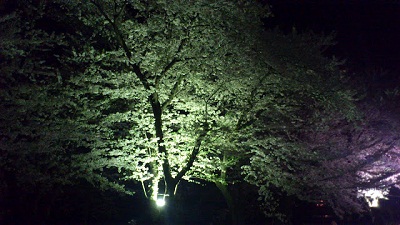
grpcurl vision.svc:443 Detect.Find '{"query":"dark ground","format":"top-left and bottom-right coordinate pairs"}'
top-left (2, 180), bottom-right (400, 225)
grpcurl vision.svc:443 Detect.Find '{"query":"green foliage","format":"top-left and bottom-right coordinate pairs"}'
top-left (0, 2), bottom-right (129, 201)
top-left (1, 0), bottom-right (371, 222)
top-left (237, 29), bottom-right (362, 218)
top-left (47, 0), bottom-right (271, 200)
top-left (0, 4), bottom-right (69, 191)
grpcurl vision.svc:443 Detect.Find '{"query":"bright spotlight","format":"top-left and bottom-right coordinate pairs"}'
top-left (156, 198), bottom-right (166, 207)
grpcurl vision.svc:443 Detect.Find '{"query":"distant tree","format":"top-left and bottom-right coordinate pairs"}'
top-left (244, 47), bottom-right (400, 219)
top-left (239, 29), bottom-right (361, 219)
top-left (306, 101), bottom-right (400, 214)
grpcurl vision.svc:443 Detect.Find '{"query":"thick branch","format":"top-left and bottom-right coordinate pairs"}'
top-left (150, 100), bottom-right (173, 183)
top-left (91, 0), bottom-right (174, 183)
top-left (175, 127), bottom-right (209, 182)
top-left (358, 138), bottom-right (383, 150)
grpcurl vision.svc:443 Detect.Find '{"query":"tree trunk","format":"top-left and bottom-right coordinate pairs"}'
top-left (215, 181), bottom-right (239, 225)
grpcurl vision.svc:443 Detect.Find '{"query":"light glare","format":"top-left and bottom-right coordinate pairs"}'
top-left (359, 188), bottom-right (388, 208)
top-left (156, 198), bottom-right (166, 207)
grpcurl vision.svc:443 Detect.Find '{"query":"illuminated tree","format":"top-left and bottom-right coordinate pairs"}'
top-left (183, 28), bottom-right (360, 222)
top-left (307, 102), bottom-right (400, 214)
top-left (244, 78), bottom-right (400, 219)
top-left (5, 1), bottom-right (398, 223)
top-left (50, 0), bottom-right (271, 210)
top-left (44, 1), bottom-right (361, 221)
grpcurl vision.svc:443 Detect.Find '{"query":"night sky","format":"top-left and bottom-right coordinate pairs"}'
top-left (265, 0), bottom-right (400, 77)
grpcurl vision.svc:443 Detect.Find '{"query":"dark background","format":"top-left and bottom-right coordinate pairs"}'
top-left (265, 0), bottom-right (400, 77)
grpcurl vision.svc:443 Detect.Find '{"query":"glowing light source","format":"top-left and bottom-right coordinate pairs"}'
top-left (155, 193), bottom-right (168, 207)
top-left (358, 188), bottom-right (388, 208)
top-left (156, 198), bottom-right (166, 207)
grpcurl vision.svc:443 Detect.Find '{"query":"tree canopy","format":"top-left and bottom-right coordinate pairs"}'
top-left (1, 0), bottom-right (400, 224)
